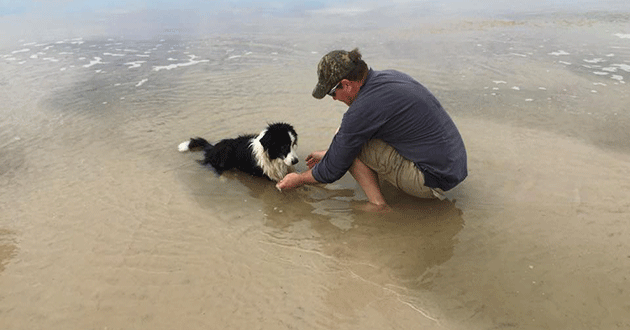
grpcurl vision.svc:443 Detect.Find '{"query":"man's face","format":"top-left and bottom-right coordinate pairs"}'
top-left (330, 80), bottom-right (357, 106)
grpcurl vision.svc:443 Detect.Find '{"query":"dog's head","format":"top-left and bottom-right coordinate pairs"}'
top-left (258, 122), bottom-right (299, 166)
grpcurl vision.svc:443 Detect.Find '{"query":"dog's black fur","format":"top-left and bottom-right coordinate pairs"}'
top-left (178, 122), bottom-right (298, 182)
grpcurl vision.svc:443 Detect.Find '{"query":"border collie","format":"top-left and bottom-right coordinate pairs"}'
top-left (178, 122), bottom-right (298, 182)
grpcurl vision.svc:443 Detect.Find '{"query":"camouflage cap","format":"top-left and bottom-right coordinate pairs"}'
top-left (312, 48), bottom-right (361, 99)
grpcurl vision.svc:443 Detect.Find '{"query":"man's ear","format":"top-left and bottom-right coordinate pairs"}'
top-left (345, 79), bottom-right (360, 92)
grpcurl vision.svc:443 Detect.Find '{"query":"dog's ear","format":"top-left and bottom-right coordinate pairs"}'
top-left (259, 131), bottom-right (273, 150)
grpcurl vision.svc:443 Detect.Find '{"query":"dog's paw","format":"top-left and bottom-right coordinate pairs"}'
top-left (178, 141), bottom-right (190, 152)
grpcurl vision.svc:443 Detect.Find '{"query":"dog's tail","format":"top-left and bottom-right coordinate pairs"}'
top-left (178, 137), bottom-right (212, 152)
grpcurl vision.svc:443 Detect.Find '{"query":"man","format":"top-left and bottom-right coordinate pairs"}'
top-left (276, 48), bottom-right (467, 208)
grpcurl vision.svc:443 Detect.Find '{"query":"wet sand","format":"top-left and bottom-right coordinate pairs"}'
top-left (1, 4), bottom-right (630, 330)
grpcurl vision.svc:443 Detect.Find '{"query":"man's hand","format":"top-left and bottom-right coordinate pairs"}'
top-left (276, 169), bottom-right (318, 191)
top-left (305, 150), bottom-right (327, 169)
top-left (276, 172), bottom-right (305, 191)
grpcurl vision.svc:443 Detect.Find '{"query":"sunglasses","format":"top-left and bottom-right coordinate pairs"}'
top-left (327, 81), bottom-right (342, 97)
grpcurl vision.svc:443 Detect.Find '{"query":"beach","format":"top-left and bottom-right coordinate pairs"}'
top-left (1, 1), bottom-right (630, 329)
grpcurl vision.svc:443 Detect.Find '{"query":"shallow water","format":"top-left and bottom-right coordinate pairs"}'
top-left (1, 2), bottom-right (630, 330)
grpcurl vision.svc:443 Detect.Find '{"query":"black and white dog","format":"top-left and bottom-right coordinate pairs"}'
top-left (178, 122), bottom-right (298, 182)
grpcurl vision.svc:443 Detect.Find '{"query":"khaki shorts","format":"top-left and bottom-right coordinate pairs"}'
top-left (358, 139), bottom-right (445, 199)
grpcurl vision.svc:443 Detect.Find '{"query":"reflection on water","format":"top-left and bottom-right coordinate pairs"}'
top-left (243, 174), bottom-right (464, 286)
top-left (182, 168), bottom-right (465, 325)
top-left (1, 2), bottom-right (630, 330)
top-left (0, 230), bottom-right (17, 273)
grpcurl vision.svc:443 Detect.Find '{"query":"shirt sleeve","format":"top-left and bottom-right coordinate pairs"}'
top-left (311, 103), bottom-right (382, 183)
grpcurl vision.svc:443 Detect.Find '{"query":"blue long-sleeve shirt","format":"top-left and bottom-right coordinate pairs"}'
top-left (312, 69), bottom-right (468, 191)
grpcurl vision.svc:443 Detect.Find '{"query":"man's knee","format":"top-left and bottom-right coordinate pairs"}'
top-left (358, 139), bottom-right (399, 174)
top-left (358, 139), bottom-right (437, 199)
